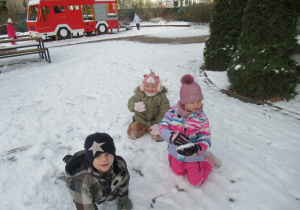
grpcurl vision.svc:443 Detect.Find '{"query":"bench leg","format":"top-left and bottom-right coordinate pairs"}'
top-left (39, 51), bottom-right (45, 59)
top-left (45, 49), bottom-right (51, 63)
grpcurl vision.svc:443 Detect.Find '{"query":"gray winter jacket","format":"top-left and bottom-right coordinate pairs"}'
top-left (65, 150), bottom-right (130, 210)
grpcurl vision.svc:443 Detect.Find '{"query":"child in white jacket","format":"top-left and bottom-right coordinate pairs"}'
top-left (133, 13), bottom-right (141, 30)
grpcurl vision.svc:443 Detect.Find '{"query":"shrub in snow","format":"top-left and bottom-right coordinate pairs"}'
top-left (183, 3), bottom-right (214, 24)
top-left (227, 0), bottom-right (300, 99)
top-left (203, 0), bottom-right (247, 71)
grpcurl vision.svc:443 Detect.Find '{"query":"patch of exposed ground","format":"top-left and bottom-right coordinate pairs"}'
top-left (120, 35), bottom-right (208, 44)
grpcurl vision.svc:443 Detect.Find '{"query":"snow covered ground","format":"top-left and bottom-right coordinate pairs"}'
top-left (0, 23), bottom-right (300, 210)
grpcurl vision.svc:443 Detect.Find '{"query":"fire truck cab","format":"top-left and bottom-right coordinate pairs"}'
top-left (26, 0), bottom-right (119, 39)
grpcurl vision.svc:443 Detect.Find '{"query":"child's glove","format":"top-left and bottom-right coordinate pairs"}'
top-left (170, 133), bottom-right (189, 146)
top-left (177, 143), bottom-right (202, 156)
top-left (150, 124), bottom-right (159, 135)
top-left (118, 198), bottom-right (133, 210)
top-left (134, 102), bottom-right (146, 112)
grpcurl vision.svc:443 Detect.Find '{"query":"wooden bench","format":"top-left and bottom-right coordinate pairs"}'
top-left (0, 37), bottom-right (51, 63)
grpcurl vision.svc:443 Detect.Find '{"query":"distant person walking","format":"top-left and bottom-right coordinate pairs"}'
top-left (133, 13), bottom-right (141, 30)
top-left (6, 18), bottom-right (17, 45)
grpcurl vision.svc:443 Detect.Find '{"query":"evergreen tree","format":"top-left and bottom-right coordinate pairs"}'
top-left (227, 0), bottom-right (300, 99)
top-left (203, 0), bottom-right (247, 71)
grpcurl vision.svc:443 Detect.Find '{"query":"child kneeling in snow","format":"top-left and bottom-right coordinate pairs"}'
top-left (127, 70), bottom-right (170, 141)
top-left (64, 133), bottom-right (133, 210)
top-left (159, 74), bottom-right (221, 186)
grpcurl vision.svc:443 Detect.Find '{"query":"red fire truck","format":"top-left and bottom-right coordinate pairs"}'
top-left (26, 0), bottom-right (119, 40)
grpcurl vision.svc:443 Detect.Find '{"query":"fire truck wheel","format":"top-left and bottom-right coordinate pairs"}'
top-left (57, 27), bottom-right (71, 40)
top-left (97, 24), bottom-right (108, 35)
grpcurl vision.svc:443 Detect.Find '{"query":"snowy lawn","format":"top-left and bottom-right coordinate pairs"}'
top-left (0, 25), bottom-right (300, 210)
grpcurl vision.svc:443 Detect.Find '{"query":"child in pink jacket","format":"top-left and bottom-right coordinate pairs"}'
top-left (159, 74), bottom-right (221, 186)
top-left (6, 18), bottom-right (17, 45)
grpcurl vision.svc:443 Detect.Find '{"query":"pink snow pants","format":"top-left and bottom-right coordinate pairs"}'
top-left (168, 154), bottom-right (212, 186)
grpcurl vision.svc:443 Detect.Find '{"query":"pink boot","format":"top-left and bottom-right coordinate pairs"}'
top-left (204, 151), bottom-right (221, 169)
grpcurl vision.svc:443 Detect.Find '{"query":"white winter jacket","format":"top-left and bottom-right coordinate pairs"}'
top-left (133, 15), bottom-right (141, 24)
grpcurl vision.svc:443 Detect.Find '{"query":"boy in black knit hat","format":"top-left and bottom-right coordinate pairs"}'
top-left (64, 132), bottom-right (132, 210)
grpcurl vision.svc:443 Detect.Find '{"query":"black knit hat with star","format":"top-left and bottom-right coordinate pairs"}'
top-left (84, 132), bottom-right (116, 165)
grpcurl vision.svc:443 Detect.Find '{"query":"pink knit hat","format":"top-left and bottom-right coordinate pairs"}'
top-left (140, 70), bottom-right (162, 92)
top-left (179, 74), bottom-right (203, 105)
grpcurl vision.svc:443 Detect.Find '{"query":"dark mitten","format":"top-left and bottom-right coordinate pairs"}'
top-left (118, 199), bottom-right (133, 210)
top-left (177, 144), bottom-right (202, 156)
top-left (170, 133), bottom-right (189, 146)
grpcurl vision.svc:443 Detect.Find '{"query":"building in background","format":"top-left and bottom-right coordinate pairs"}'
top-left (119, 0), bottom-right (213, 9)
top-left (160, 0), bottom-right (214, 8)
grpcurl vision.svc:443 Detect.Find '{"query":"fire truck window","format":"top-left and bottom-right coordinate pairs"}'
top-left (54, 6), bottom-right (65, 13)
top-left (81, 5), bottom-right (93, 20)
top-left (54, 6), bottom-right (61, 13)
top-left (42, 7), bottom-right (50, 14)
top-left (69, 5), bottom-right (79, 10)
top-left (41, 7), bottom-right (49, 22)
top-left (28, 6), bottom-right (38, 21)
